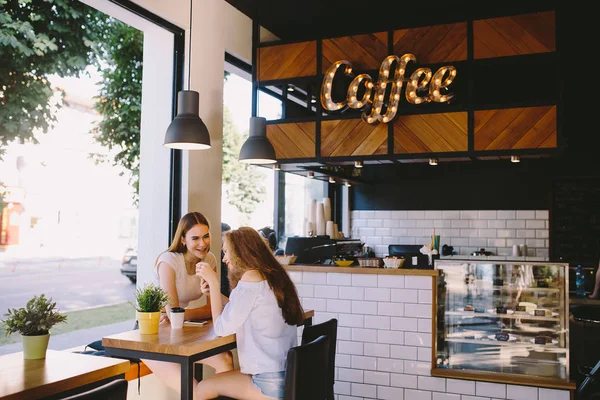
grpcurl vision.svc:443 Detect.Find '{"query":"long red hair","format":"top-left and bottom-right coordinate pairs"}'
top-left (224, 227), bottom-right (304, 326)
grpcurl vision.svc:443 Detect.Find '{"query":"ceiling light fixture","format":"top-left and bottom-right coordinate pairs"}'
top-left (329, 177), bottom-right (336, 184)
top-left (354, 160), bottom-right (363, 168)
top-left (238, 16), bottom-right (277, 164)
top-left (164, 0), bottom-right (211, 150)
top-left (239, 117), bottom-right (277, 164)
top-left (429, 158), bottom-right (438, 166)
top-left (511, 155), bottom-right (521, 163)
top-left (287, 85), bottom-right (294, 92)
top-left (345, 182), bottom-right (352, 187)
top-left (273, 164), bottom-right (281, 170)
top-left (307, 171), bottom-right (314, 179)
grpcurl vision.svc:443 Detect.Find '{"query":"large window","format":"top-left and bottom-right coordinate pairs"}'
top-left (222, 69), bottom-right (276, 230)
top-left (0, 0), bottom-right (180, 354)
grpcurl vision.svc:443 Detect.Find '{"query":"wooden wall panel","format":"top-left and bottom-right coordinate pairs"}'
top-left (259, 41), bottom-right (317, 81)
top-left (393, 23), bottom-right (467, 63)
top-left (393, 112), bottom-right (468, 153)
top-left (321, 120), bottom-right (388, 157)
top-left (474, 106), bottom-right (556, 150)
top-left (322, 32), bottom-right (388, 73)
top-left (266, 122), bottom-right (316, 159)
top-left (474, 11), bottom-right (555, 59)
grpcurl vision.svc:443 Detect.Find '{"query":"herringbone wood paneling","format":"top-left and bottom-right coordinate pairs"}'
top-left (474, 106), bottom-right (557, 150)
top-left (474, 11), bottom-right (555, 59)
top-left (321, 119), bottom-right (388, 157)
top-left (393, 112), bottom-right (468, 153)
top-left (266, 122), bottom-right (316, 159)
top-left (259, 41), bottom-right (317, 81)
top-left (393, 23), bottom-right (467, 63)
top-left (322, 32), bottom-right (388, 73)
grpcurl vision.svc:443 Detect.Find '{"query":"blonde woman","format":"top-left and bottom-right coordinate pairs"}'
top-left (195, 227), bottom-right (304, 400)
top-left (143, 212), bottom-right (233, 393)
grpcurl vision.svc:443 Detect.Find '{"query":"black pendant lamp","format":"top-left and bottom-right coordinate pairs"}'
top-left (239, 116), bottom-right (276, 164)
top-left (164, 0), bottom-right (211, 150)
top-left (238, 13), bottom-right (276, 165)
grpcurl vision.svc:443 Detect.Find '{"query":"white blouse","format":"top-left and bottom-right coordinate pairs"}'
top-left (214, 280), bottom-right (297, 375)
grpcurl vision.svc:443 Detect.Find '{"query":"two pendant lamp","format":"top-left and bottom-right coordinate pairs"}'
top-left (164, 94), bottom-right (276, 164)
top-left (163, 0), bottom-right (275, 164)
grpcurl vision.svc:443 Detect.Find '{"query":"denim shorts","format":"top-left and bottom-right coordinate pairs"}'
top-left (251, 371), bottom-right (285, 399)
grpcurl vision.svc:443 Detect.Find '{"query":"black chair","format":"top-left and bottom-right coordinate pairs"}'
top-left (301, 318), bottom-right (337, 400)
top-left (216, 335), bottom-right (330, 400)
top-left (284, 335), bottom-right (330, 400)
top-left (60, 378), bottom-right (128, 400)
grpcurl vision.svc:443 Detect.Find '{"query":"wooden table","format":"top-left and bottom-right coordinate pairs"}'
top-left (102, 310), bottom-right (314, 400)
top-left (0, 349), bottom-right (130, 400)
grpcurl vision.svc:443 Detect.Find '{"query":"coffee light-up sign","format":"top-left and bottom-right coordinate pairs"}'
top-left (320, 54), bottom-right (457, 124)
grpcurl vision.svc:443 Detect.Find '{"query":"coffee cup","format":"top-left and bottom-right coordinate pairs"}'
top-left (170, 307), bottom-right (185, 329)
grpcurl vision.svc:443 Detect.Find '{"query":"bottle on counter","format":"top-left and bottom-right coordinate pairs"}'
top-left (576, 264), bottom-right (586, 297)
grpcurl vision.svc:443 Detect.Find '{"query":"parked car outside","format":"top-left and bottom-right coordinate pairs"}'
top-left (120, 247), bottom-right (137, 283)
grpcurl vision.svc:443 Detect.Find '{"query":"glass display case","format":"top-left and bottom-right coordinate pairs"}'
top-left (432, 259), bottom-right (571, 388)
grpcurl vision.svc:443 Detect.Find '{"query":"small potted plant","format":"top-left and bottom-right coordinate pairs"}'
top-left (133, 283), bottom-right (169, 334)
top-left (2, 294), bottom-right (67, 359)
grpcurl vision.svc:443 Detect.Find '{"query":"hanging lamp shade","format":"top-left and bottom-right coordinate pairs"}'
top-left (164, 91), bottom-right (211, 150)
top-left (239, 116), bottom-right (276, 164)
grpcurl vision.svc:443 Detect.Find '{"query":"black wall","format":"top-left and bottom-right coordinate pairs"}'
top-left (352, 4), bottom-right (600, 266)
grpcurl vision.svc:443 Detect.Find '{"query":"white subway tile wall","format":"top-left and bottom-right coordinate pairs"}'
top-left (290, 270), bottom-right (570, 400)
top-left (351, 210), bottom-right (549, 258)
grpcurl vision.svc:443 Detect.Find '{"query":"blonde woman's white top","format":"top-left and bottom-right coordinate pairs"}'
top-left (214, 280), bottom-right (297, 375)
top-left (154, 252), bottom-right (218, 308)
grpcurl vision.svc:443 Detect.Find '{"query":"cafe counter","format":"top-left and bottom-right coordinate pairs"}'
top-left (284, 263), bottom-right (573, 400)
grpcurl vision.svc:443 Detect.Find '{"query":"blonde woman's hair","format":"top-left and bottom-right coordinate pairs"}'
top-left (154, 212), bottom-right (210, 267)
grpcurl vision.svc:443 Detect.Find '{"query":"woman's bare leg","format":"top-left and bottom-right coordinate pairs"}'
top-left (141, 359), bottom-right (182, 393)
top-left (195, 369), bottom-right (271, 400)
top-left (142, 352), bottom-right (233, 394)
top-left (200, 351), bottom-right (234, 374)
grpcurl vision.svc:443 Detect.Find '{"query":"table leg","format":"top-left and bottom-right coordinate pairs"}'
top-left (181, 358), bottom-right (194, 400)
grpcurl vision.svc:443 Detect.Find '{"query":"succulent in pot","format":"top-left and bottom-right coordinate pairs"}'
top-left (2, 294), bottom-right (67, 359)
top-left (132, 283), bottom-right (169, 334)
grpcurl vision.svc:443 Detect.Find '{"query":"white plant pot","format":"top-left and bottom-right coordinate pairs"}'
top-left (22, 333), bottom-right (50, 359)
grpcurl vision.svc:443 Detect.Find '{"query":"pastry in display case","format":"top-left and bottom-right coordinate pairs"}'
top-left (432, 260), bottom-right (571, 388)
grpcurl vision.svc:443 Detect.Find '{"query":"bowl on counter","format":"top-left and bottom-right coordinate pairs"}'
top-left (383, 257), bottom-right (405, 268)
top-left (334, 260), bottom-right (354, 267)
top-left (275, 255), bottom-right (297, 265)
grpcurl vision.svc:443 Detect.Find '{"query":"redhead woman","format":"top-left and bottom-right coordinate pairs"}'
top-left (142, 212), bottom-right (233, 394)
top-left (195, 227), bottom-right (304, 400)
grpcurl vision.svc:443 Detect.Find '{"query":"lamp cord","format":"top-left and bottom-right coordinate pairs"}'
top-left (188, 0), bottom-right (193, 90)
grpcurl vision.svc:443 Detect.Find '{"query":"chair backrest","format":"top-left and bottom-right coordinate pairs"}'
top-left (301, 319), bottom-right (337, 400)
top-left (60, 378), bottom-right (128, 400)
top-left (284, 335), bottom-right (329, 400)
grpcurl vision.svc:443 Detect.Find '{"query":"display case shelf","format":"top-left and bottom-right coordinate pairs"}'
top-left (432, 259), bottom-right (573, 389)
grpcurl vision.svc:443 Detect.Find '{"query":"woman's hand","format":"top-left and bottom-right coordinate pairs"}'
top-left (196, 262), bottom-right (219, 288)
top-left (160, 312), bottom-right (170, 325)
top-left (200, 278), bottom-right (210, 296)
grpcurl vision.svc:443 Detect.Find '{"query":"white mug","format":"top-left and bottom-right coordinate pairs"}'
top-left (170, 309), bottom-right (185, 329)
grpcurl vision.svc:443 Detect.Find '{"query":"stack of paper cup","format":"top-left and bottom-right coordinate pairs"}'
top-left (316, 203), bottom-right (325, 235)
top-left (333, 223), bottom-right (339, 239)
top-left (304, 220), bottom-right (313, 237)
top-left (326, 221), bottom-right (334, 238)
top-left (323, 198), bottom-right (331, 222)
